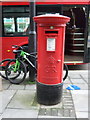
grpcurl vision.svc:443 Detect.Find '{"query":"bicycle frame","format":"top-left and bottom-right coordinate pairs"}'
top-left (20, 51), bottom-right (36, 70)
top-left (8, 59), bottom-right (20, 73)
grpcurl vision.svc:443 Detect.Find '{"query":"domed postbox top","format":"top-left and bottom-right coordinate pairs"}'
top-left (33, 14), bottom-right (70, 26)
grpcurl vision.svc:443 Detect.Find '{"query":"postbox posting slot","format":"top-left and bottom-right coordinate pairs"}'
top-left (45, 31), bottom-right (58, 34)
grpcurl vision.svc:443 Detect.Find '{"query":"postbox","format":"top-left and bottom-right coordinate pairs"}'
top-left (34, 14), bottom-right (70, 105)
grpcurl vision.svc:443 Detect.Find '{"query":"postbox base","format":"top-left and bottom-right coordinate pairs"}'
top-left (36, 81), bottom-right (63, 105)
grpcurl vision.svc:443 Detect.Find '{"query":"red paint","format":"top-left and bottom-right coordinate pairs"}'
top-left (1, 1), bottom-right (89, 6)
top-left (34, 14), bottom-right (70, 85)
top-left (1, 37), bottom-right (28, 61)
top-left (1, 2), bottom-right (29, 6)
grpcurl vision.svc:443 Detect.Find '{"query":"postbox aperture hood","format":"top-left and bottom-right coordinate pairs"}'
top-left (33, 14), bottom-right (70, 26)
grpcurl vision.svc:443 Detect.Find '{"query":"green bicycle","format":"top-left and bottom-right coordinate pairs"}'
top-left (5, 45), bottom-right (37, 84)
top-left (1, 45), bottom-right (68, 84)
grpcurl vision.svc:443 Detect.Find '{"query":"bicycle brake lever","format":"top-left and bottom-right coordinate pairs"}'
top-left (12, 45), bottom-right (18, 48)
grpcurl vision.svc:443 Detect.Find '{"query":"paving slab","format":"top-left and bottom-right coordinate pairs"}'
top-left (7, 90), bottom-right (40, 109)
top-left (80, 74), bottom-right (88, 79)
top-left (2, 83), bottom-right (10, 90)
top-left (25, 84), bottom-right (36, 90)
top-left (69, 109), bottom-right (76, 117)
top-left (0, 92), bottom-right (2, 114)
top-left (38, 115), bottom-right (76, 119)
top-left (68, 71), bottom-right (88, 79)
top-left (72, 83), bottom-right (88, 90)
top-left (84, 78), bottom-right (88, 83)
top-left (71, 90), bottom-right (88, 112)
top-left (89, 84), bottom-right (90, 90)
top-left (2, 79), bottom-right (10, 84)
top-left (38, 115), bottom-right (63, 118)
top-left (69, 74), bottom-right (82, 79)
top-left (38, 115), bottom-right (66, 118)
top-left (0, 77), bottom-right (2, 91)
top-left (2, 90), bottom-right (16, 112)
top-left (71, 78), bottom-right (87, 84)
top-left (0, 115), bottom-right (2, 120)
top-left (57, 109), bottom-right (64, 117)
top-left (76, 111), bottom-right (88, 118)
top-left (8, 84), bottom-right (25, 90)
top-left (2, 79), bottom-right (11, 90)
top-left (2, 109), bottom-right (38, 118)
top-left (88, 111), bottom-right (90, 119)
top-left (69, 70), bottom-right (88, 73)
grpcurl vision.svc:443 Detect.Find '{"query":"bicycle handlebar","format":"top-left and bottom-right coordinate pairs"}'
top-left (12, 45), bottom-right (23, 50)
top-left (12, 45), bottom-right (37, 55)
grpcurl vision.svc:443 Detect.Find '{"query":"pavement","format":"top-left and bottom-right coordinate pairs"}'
top-left (0, 70), bottom-right (89, 119)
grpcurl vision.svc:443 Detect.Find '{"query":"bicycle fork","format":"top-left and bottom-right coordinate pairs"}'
top-left (14, 59), bottom-right (20, 72)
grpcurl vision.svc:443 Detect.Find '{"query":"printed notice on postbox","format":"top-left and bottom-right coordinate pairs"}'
top-left (47, 38), bottom-right (56, 51)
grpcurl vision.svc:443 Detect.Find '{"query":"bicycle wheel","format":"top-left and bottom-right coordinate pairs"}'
top-left (0, 59), bottom-right (12, 79)
top-left (63, 64), bottom-right (68, 81)
top-left (6, 59), bottom-right (27, 84)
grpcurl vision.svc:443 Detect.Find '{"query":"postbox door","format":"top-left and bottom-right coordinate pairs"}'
top-left (38, 27), bottom-right (65, 85)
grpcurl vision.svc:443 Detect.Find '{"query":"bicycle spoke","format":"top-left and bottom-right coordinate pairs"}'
top-left (0, 59), bottom-right (12, 79)
top-left (6, 59), bottom-right (27, 84)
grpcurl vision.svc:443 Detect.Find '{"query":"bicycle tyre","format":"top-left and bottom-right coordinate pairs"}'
top-left (6, 59), bottom-right (27, 84)
top-left (0, 59), bottom-right (12, 79)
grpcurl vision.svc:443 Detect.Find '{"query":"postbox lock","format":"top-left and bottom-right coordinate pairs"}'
top-left (50, 26), bottom-right (54, 29)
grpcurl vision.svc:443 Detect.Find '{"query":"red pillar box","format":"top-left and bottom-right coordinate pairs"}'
top-left (34, 14), bottom-right (70, 105)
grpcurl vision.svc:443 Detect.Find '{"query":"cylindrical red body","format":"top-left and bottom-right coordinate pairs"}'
top-left (34, 14), bottom-right (70, 85)
top-left (34, 14), bottom-right (70, 105)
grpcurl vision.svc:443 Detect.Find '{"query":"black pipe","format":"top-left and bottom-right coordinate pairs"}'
top-left (28, 1), bottom-right (36, 81)
top-left (28, 1), bottom-right (36, 53)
